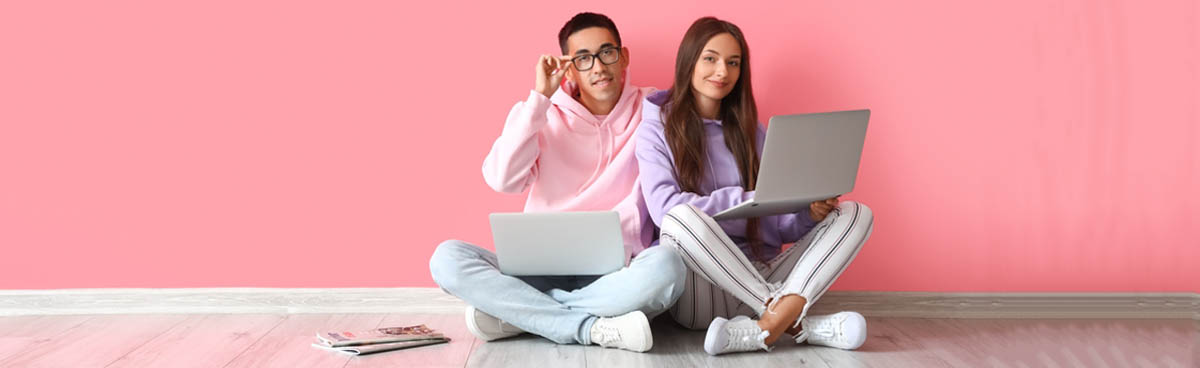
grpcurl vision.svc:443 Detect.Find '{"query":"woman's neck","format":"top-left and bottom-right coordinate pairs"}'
top-left (695, 93), bottom-right (721, 120)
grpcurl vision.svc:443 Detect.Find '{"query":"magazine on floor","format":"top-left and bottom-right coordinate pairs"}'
top-left (311, 338), bottom-right (448, 355)
top-left (312, 324), bottom-right (449, 355)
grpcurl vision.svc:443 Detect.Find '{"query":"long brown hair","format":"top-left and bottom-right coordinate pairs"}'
top-left (664, 17), bottom-right (764, 259)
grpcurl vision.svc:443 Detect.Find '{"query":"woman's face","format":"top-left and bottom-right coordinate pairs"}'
top-left (691, 32), bottom-right (742, 103)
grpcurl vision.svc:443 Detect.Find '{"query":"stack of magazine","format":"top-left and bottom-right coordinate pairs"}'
top-left (311, 325), bottom-right (450, 355)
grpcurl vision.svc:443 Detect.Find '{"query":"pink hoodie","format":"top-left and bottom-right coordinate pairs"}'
top-left (483, 79), bottom-right (656, 257)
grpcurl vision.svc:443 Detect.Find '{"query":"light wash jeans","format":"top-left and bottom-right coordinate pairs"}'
top-left (429, 240), bottom-right (687, 344)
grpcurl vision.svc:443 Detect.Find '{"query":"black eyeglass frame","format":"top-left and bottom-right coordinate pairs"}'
top-left (570, 46), bottom-right (621, 71)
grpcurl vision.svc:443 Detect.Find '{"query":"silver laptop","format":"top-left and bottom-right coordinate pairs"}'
top-left (712, 109), bottom-right (870, 220)
top-left (489, 211), bottom-right (626, 276)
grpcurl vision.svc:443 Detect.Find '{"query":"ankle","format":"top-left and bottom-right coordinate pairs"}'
top-left (785, 323), bottom-right (803, 336)
top-left (756, 315), bottom-right (792, 345)
top-left (757, 295), bottom-right (808, 344)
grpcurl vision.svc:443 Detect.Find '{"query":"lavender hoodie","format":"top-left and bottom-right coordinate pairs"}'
top-left (634, 90), bottom-right (816, 259)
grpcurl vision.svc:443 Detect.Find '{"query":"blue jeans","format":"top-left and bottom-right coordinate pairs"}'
top-left (429, 240), bottom-right (687, 344)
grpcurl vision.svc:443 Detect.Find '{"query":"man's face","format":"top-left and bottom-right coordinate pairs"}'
top-left (564, 27), bottom-right (628, 103)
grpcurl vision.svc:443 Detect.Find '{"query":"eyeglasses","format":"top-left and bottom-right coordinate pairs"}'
top-left (570, 47), bottom-right (620, 71)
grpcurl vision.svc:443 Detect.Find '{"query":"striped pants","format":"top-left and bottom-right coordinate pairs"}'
top-left (659, 201), bottom-right (874, 330)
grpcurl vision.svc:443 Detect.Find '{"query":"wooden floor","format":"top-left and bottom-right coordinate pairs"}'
top-left (0, 312), bottom-right (1193, 367)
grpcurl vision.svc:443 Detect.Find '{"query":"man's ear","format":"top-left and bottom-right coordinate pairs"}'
top-left (564, 66), bottom-right (579, 84)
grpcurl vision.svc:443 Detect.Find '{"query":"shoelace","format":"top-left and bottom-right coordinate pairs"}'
top-left (592, 324), bottom-right (621, 345)
top-left (724, 324), bottom-right (770, 351)
top-left (804, 315), bottom-right (846, 343)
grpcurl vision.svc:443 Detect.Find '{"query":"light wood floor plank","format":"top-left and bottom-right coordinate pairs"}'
top-left (465, 335), bottom-right (587, 368)
top-left (882, 318), bottom-right (1193, 367)
top-left (802, 317), bottom-right (954, 368)
top-left (0, 315), bottom-right (93, 361)
top-left (463, 320), bottom-right (587, 368)
top-left (0, 314), bottom-right (187, 367)
top-left (105, 314), bottom-right (287, 367)
top-left (222, 313), bottom-right (385, 368)
top-left (885, 318), bottom-right (1038, 366)
top-left (1192, 320), bottom-right (1199, 368)
top-left (0, 315), bottom-right (93, 338)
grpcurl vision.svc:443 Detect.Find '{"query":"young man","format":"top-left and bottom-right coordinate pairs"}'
top-left (428, 13), bottom-right (686, 353)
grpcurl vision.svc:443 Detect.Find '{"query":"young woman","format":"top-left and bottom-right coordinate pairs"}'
top-left (634, 17), bottom-right (875, 355)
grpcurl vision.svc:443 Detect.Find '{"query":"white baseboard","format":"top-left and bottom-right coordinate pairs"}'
top-left (803, 291), bottom-right (1198, 319)
top-left (0, 288), bottom-right (465, 316)
top-left (1, 288), bottom-right (1195, 319)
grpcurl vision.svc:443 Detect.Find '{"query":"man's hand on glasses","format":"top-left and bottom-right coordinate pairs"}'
top-left (535, 55), bottom-right (573, 98)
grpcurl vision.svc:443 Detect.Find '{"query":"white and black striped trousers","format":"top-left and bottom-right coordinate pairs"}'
top-left (659, 201), bottom-right (874, 330)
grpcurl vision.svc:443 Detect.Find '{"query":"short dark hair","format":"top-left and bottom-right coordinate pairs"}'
top-left (557, 12), bottom-right (622, 54)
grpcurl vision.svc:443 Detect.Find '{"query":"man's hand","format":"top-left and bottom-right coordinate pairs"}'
top-left (535, 54), bottom-right (573, 98)
top-left (809, 196), bottom-right (840, 222)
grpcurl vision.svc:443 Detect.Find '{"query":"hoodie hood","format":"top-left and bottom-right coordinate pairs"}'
top-left (550, 75), bottom-right (642, 134)
top-left (642, 89), bottom-right (725, 126)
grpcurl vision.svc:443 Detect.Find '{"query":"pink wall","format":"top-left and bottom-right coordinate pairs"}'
top-left (1, 1), bottom-right (1196, 292)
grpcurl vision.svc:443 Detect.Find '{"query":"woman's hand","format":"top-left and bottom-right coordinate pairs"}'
top-left (809, 197), bottom-right (840, 222)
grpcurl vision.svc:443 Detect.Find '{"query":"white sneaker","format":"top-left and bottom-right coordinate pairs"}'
top-left (464, 306), bottom-right (524, 341)
top-left (795, 311), bottom-right (868, 350)
top-left (704, 315), bottom-right (770, 355)
top-left (589, 310), bottom-right (653, 352)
